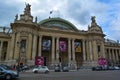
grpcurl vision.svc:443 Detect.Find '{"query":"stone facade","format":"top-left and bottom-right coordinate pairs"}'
top-left (0, 4), bottom-right (120, 69)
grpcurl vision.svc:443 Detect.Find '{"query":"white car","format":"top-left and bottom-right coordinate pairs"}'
top-left (32, 66), bottom-right (49, 74)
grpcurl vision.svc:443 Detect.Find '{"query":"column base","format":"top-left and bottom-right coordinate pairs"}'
top-left (68, 60), bottom-right (77, 70)
top-left (27, 60), bottom-right (34, 65)
top-left (82, 61), bottom-right (98, 69)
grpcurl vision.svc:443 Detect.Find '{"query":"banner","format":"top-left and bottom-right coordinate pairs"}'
top-left (35, 56), bottom-right (44, 65)
top-left (98, 58), bottom-right (108, 66)
top-left (74, 42), bottom-right (81, 52)
top-left (42, 40), bottom-right (51, 51)
top-left (59, 41), bottom-right (67, 52)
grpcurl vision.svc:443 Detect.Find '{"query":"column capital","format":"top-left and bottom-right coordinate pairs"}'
top-left (39, 34), bottom-right (43, 37)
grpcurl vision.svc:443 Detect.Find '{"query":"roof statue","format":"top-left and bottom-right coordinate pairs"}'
top-left (91, 16), bottom-right (97, 27)
top-left (88, 16), bottom-right (103, 34)
top-left (14, 14), bottom-right (18, 22)
top-left (24, 3), bottom-right (31, 15)
top-left (91, 16), bottom-right (96, 23)
top-left (35, 16), bottom-right (37, 23)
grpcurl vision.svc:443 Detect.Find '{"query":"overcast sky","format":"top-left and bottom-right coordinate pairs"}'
top-left (0, 0), bottom-right (120, 41)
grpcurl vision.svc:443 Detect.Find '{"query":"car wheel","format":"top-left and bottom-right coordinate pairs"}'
top-left (5, 74), bottom-right (12, 80)
top-left (34, 70), bottom-right (38, 73)
top-left (45, 70), bottom-right (49, 74)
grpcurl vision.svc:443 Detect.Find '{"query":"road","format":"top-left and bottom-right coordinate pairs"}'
top-left (18, 69), bottom-right (120, 80)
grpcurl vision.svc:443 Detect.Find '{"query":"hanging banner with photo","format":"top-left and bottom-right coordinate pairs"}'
top-left (74, 42), bottom-right (81, 52)
top-left (35, 56), bottom-right (44, 66)
top-left (42, 40), bottom-right (51, 51)
top-left (98, 58), bottom-right (108, 66)
top-left (59, 41), bottom-right (67, 52)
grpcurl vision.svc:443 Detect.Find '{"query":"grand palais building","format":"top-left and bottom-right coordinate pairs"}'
top-left (0, 4), bottom-right (120, 69)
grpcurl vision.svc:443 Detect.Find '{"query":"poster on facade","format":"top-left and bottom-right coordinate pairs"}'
top-left (42, 40), bottom-right (51, 51)
top-left (59, 41), bottom-right (67, 52)
top-left (74, 42), bottom-right (81, 52)
top-left (98, 58), bottom-right (108, 66)
top-left (35, 56), bottom-right (44, 65)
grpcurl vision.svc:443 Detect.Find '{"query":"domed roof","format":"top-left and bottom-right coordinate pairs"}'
top-left (39, 18), bottom-right (78, 31)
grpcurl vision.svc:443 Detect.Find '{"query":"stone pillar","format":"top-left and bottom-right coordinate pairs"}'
top-left (71, 38), bottom-right (76, 68)
top-left (68, 38), bottom-right (71, 66)
top-left (112, 49), bottom-right (115, 64)
top-left (82, 40), bottom-right (86, 61)
top-left (116, 49), bottom-right (119, 63)
top-left (51, 36), bottom-right (55, 64)
top-left (0, 41), bottom-right (3, 61)
top-left (92, 40), bottom-right (98, 61)
top-left (32, 35), bottom-right (37, 60)
top-left (9, 33), bottom-right (15, 60)
top-left (86, 40), bottom-right (90, 61)
top-left (6, 40), bottom-right (11, 60)
top-left (56, 37), bottom-right (59, 63)
top-left (114, 49), bottom-right (117, 64)
top-left (109, 49), bottom-right (112, 63)
top-left (27, 33), bottom-right (32, 60)
top-left (14, 32), bottom-right (20, 60)
top-left (89, 40), bottom-right (93, 61)
top-left (101, 41), bottom-right (105, 58)
top-left (38, 35), bottom-right (42, 56)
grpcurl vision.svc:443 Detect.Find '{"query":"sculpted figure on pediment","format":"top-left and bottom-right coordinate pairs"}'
top-left (91, 16), bottom-right (96, 23)
top-left (24, 3), bottom-right (31, 15)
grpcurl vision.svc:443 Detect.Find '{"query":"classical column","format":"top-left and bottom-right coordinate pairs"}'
top-left (114, 49), bottom-right (117, 63)
top-left (14, 32), bottom-right (20, 60)
top-left (0, 41), bottom-right (3, 61)
top-left (51, 36), bottom-right (55, 64)
top-left (32, 35), bottom-right (37, 60)
top-left (6, 40), bottom-right (11, 60)
top-left (112, 49), bottom-right (115, 64)
top-left (27, 33), bottom-right (32, 60)
top-left (101, 41), bottom-right (105, 58)
top-left (38, 35), bottom-right (42, 56)
top-left (68, 38), bottom-right (71, 65)
top-left (72, 39), bottom-right (76, 63)
top-left (56, 37), bottom-right (59, 63)
top-left (109, 49), bottom-right (112, 62)
top-left (86, 40), bottom-right (89, 61)
top-left (9, 33), bottom-right (15, 60)
top-left (89, 40), bottom-right (93, 61)
top-left (116, 49), bottom-right (119, 63)
top-left (92, 40), bottom-right (98, 61)
top-left (82, 40), bottom-right (86, 61)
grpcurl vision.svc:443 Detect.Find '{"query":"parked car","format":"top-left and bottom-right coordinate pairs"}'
top-left (62, 66), bottom-right (69, 72)
top-left (92, 66), bottom-right (102, 71)
top-left (54, 66), bottom-right (61, 72)
top-left (32, 66), bottom-right (49, 74)
top-left (0, 66), bottom-right (19, 80)
top-left (114, 66), bottom-right (120, 70)
top-left (0, 64), bottom-right (12, 70)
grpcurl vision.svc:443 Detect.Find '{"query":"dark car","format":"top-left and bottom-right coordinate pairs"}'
top-left (62, 66), bottom-right (69, 72)
top-left (0, 66), bottom-right (19, 80)
top-left (92, 66), bottom-right (102, 71)
top-left (0, 64), bottom-right (12, 70)
top-left (54, 66), bottom-right (61, 72)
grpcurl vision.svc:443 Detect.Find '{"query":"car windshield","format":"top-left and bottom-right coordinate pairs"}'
top-left (0, 64), bottom-right (12, 70)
